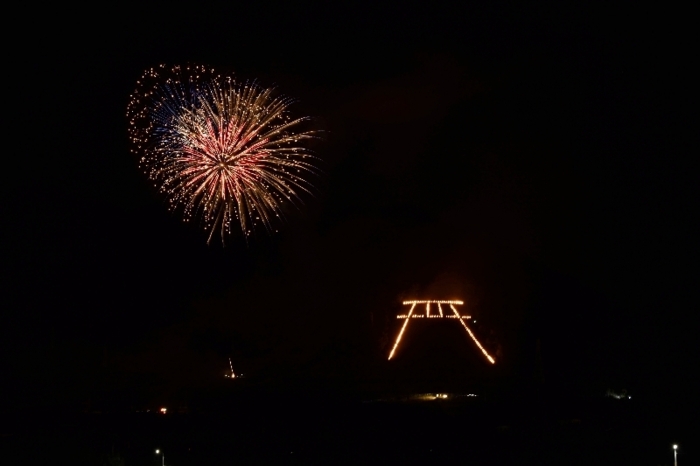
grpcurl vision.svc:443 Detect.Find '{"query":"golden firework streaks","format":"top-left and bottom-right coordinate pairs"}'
top-left (127, 65), bottom-right (319, 244)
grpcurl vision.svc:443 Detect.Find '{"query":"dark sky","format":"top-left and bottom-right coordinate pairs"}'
top-left (4, 2), bottom-right (695, 410)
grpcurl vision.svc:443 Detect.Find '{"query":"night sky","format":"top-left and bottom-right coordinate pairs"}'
top-left (4, 2), bottom-right (695, 414)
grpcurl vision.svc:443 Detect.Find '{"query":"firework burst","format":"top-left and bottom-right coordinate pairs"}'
top-left (127, 64), bottom-right (319, 244)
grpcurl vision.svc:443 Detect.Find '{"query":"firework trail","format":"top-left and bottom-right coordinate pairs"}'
top-left (127, 65), bottom-right (319, 244)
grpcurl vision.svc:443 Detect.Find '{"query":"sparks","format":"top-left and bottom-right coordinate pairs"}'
top-left (127, 65), bottom-right (319, 244)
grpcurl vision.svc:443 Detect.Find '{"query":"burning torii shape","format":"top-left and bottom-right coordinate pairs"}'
top-left (387, 300), bottom-right (495, 364)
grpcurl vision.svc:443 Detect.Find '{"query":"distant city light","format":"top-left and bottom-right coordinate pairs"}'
top-left (160, 408), bottom-right (167, 414)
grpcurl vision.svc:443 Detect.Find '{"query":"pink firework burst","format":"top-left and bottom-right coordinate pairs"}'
top-left (127, 65), bottom-right (319, 244)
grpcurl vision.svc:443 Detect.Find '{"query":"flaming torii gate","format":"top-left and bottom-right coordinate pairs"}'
top-left (387, 300), bottom-right (495, 364)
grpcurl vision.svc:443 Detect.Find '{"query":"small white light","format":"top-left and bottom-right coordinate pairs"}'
top-left (673, 445), bottom-right (678, 450)
top-left (155, 449), bottom-right (160, 454)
